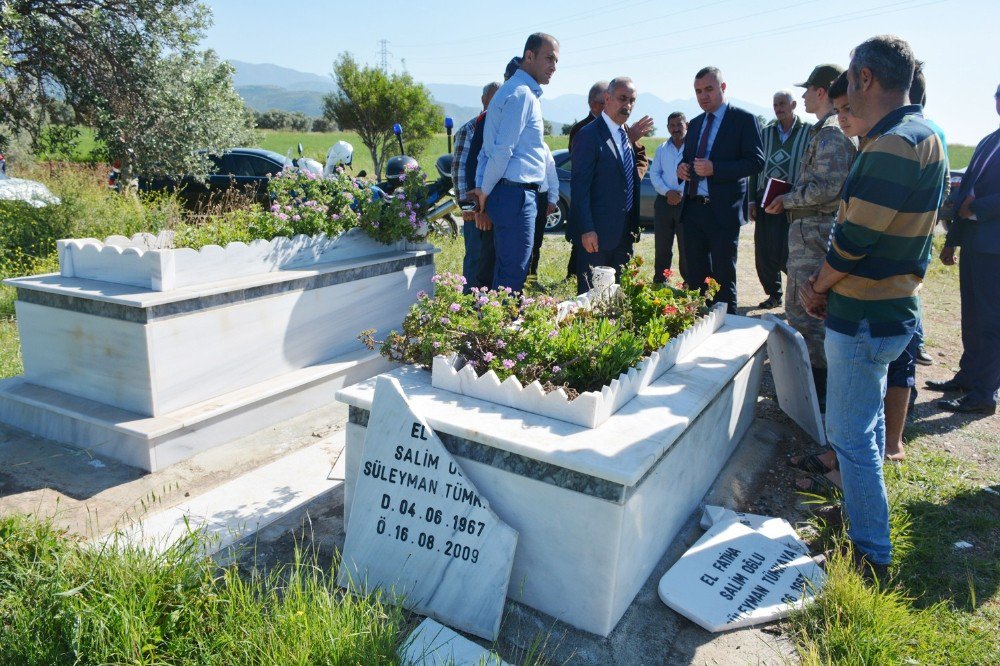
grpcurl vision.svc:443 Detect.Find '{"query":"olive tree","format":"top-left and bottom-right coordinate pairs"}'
top-left (323, 53), bottom-right (441, 179)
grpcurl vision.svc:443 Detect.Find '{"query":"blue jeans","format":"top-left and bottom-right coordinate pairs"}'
top-left (825, 320), bottom-right (911, 565)
top-left (486, 182), bottom-right (536, 292)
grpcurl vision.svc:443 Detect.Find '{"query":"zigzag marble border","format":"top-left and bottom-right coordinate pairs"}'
top-left (56, 229), bottom-right (434, 292)
top-left (431, 301), bottom-right (727, 428)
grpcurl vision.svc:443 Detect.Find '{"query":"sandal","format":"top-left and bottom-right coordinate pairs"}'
top-left (795, 470), bottom-right (842, 496)
top-left (789, 447), bottom-right (838, 474)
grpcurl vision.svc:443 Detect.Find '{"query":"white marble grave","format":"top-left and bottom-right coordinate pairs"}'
top-left (700, 505), bottom-right (810, 556)
top-left (337, 314), bottom-right (772, 636)
top-left (658, 520), bottom-right (825, 632)
top-left (763, 315), bottom-right (825, 445)
top-left (399, 618), bottom-right (509, 666)
top-left (338, 376), bottom-right (517, 641)
top-left (1, 238), bottom-right (436, 471)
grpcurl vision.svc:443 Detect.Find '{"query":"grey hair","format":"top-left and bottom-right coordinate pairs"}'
top-left (606, 77), bottom-right (634, 96)
top-left (773, 90), bottom-right (794, 103)
top-left (849, 35), bottom-right (915, 93)
top-left (588, 80), bottom-right (609, 104)
top-left (482, 81), bottom-right (501, 96)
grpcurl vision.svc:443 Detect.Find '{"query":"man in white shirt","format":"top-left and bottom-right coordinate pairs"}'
top-left (649, 111), bottom-right (688, 282)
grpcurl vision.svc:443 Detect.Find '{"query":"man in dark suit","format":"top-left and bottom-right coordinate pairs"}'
top-left (677, 66), bottom-right (765, 313)
top-left (568, 81), bottom-right (608, 149)
top-left (927, 82), bottom-right (1000, 414)
top-left (570, 77), bottom-right (649, 294)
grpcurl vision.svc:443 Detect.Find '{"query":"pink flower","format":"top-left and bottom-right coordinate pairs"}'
top-left (483, 352), bottom-right (495, 362)
top-left (439, 316), bottom-right (450, 325)
top-left (416, 290), bottom-right (427, 299)
top-left (548, 329), bottom-right (558, 339)
top-left (516, 351), bottom-right (527, 361)
top-left (552, 365), bottom-right (561, 373)
top-left (496, 339), bottom-right (507, 349)
top-left (502, 359), bottom-right (515, 370)
top-left (449, 303), bottom-right (461, 312)
top-left (432, 341), bottom-right (441, 349)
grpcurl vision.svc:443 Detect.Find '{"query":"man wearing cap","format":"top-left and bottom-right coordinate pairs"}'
top-left (468, 34), bottom-right (559, 292)
top-left (766, 64), bottom-right (856, 407)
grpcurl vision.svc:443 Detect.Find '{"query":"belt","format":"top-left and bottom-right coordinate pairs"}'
top-left (686, 195), bottom-right (710, 205)
top-left (498, 178), bottom-right (540, 191)
top-left (787, 207), bottom-right (835, 221)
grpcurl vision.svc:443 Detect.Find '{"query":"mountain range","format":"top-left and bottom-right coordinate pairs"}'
top-left (230, 60), bottom-right (773, 133)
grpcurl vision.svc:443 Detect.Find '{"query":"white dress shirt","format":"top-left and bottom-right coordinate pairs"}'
top-left (650, 139), bottom-right (685, 196)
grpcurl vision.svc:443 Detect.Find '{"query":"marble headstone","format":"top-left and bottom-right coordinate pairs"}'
top-left (658, 520), bottom-right (825, 632)
top-left (763, 315), bottom-right (825, 446)
top-left (338, 376), bottom-right (518, 641)
top-left (399, 618), bottom-right (509, 666)
top-left (700, 505), bottom-right (810, 556)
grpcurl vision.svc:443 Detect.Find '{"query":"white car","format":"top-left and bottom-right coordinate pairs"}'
top-left (0, 171), bottom-right (61, 207)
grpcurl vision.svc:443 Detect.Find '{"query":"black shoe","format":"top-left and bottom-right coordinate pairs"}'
top-left (852, 550), bottom-right (891, 587)
top-left (915, 345), bottom-right (933, 365)
top-left (757, 295), bottom-right (781, 309)
top-left (938, 396), bottom-right (997, 415)
top-left (925, 378), bottom-right (965, 392)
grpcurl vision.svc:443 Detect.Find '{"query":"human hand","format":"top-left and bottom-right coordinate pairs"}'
top-left (958, 194), bottom-right (975, 219)
top-left (800, 275), bottom-right (828, 319)
top-left (547, 202), bottom-right (558, 215)
top-left (764, 194), bottom-right (786, 215)
top-left (676, 162), bottom-right (691, 181)
top-left (475, 209), bottom-right (493, 231)
top-left (627, 115), bottom-right (654, 143)
top-left (581, 231), bottom-right (599, 253)
top-left (666, 190), bottom-right (682, 206)
top-left (693, 158), bottom-right (714, 177)
top-left (940, 245), bottom-right (957, 265)
top-left (749, 203), bottom-right (757, 221)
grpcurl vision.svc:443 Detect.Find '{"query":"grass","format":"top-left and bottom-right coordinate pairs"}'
top-left (0, 319), bottom-right (21, 379)
top-left (0, 514), bottom-right (408, 665)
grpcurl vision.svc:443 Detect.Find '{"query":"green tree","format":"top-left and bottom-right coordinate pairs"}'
top-left (542, 119), bottom-right (553, 136)
top-left (561, 123), bottom-right (574, 136)
top-left (323, 53), bottom-right (441, 178)
top-left (1, 1), bottom-right (252, 181)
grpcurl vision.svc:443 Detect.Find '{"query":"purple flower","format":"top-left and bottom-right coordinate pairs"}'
top-left (432, 341), bottom-right (441, 349)
top-left (517, 351), bottom-right (527, 361)
top-left (292, 214), bottom-right (301, 221)
top-left (552, 365), bottom-right (561, 373)
top-left (416, 290), bottom-right (427, 299)
top-left (502, 359), bottom-right (515, 370)
top-left (496, 339), bottom-right (506, 349)
top-left (489, 300), bottom-right (500, 307)
top-left (548, 329), bottom-right (558, 339)
top-left (440, 316), bottom-right (450, 325)
top-left (483, 352), bottom-right (495, 363)
top-left (478, 296), bottom-right (488, 305)
top-left (449, 303), bottom-right (461, 312)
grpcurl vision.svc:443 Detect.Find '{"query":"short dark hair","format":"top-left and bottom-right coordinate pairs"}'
top-left (909, 60), bottom-right (927, 105)
top-left (849, 35), bottom-right (915, 93)
top-left (828, 72), bottom-right (849, 100)
top-left (524, 33), bottom-right (557, 57)
top-left (695, 66), bottom-right (723, 82)
top-left (667, 111), bottom-right (687, 123)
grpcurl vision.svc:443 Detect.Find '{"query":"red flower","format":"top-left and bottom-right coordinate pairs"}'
top-left (663, 305), bottom-right (679, 316)
top-left (703, 276), bottom-right (712, 285)
top-left (662, 269), bottom-right (673, 279)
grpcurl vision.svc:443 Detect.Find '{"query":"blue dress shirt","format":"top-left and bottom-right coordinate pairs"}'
top-left (475, 68), bottom-right (547, 195)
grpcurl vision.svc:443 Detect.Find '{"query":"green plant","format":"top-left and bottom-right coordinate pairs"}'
top-left (361, 257), bottom-right (718, 396)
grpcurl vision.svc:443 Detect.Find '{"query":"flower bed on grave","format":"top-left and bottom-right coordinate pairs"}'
top-left (56, 167), bottom-right (434, 291)
top-left (361, 257), bottom-right (726, 427)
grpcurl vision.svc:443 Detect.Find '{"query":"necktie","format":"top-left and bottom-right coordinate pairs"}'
top-left (688, 112), bottom-right (715, 197)
top-left (619, 127), bottom-right (635, 212)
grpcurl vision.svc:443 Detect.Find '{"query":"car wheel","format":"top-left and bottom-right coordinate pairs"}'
top-left (545, 198), bottom-right (568, 231)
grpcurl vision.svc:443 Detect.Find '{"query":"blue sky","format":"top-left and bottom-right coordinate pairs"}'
top-left (202, 0), bottom-right (997, 144)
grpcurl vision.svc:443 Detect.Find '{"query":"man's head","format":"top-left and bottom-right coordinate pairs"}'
top-left (847, 35), bottom-right (916, 122)
top-left (503, 57), bottom-right (522, 81)
top-left (829, 72), bottom-right (870, 138)
top-left (796, 64), bottom-right (842, 117)
top-left (667, 111), bottom-right (688, 144)
top-left (773, 90), bottom-right (797, 126)
top-left (587, 81), bottom-right (609, 117)
top-left (694, 67), bottom-right (725, 113)
top-left (482, 81), bottom-right (501, 110)
top-left (995, 83), bottom-right (1000, 117)
top-left (603, 77), bottom-right (637, 126)
top-left (521, 33), bottom-right (559, 85)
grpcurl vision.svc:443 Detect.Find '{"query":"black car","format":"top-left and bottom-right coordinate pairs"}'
top-left (546, 148), bottom-right (659, 231)
top-left (140, 148), bottom-right (292, 208)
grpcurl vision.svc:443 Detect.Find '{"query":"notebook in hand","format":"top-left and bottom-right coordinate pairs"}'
top-left (761, 178), bottom-right (792, 209)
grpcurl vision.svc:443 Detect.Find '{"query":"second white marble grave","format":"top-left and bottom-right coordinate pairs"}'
top-left (700, 505), bottom-right (810, 556)
top-left (658, 520), bottom-right (825, 632)
top-left (338, 376), bottom-right (517, 641)
top-left (399, 618), bottom-right (509, 666)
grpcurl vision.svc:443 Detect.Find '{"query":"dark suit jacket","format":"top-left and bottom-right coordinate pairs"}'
top-left (568, 113), bottom-right (596, 150)
top-left (681, 104), bottom-right (764, 227)
top-left (946, 128), bottom-right (1000, 254)
top-left (569, 117), bottom-right (643, 245)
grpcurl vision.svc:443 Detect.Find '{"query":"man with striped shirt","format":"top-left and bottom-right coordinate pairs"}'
top-left (800, 35), bottom-right (946, 583)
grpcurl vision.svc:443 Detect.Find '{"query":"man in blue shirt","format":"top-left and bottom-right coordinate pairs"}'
top-left (468, 33), bottom-right (559, 292)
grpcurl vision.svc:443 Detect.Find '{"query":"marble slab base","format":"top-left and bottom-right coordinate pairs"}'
top-left (399, 618), bottom-right (509, 666)
top-left (762, 315), bottom-right (825, 446)
top-left (337, 316), bottom-right (771, 636)
top-left (0, 348), bottom-right (389, 472)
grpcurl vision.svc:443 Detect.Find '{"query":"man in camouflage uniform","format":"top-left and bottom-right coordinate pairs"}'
top-left (766, 64), bottom-right (857, 404)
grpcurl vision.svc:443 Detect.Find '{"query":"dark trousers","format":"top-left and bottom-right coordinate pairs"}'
top-left (653, 194), bottom-right (685, 281)
top-left (528, 198), bottom-right (549, 276)
top-left (462, 220), bottom-right (482, 292)
top-left (576, 226), bottom-right (632, 295)
top-left (754, 210), bottom-right (790, 299)
top-left (956, 249), bottom-right (1000, 404)
top-left (681, 199), bottom-right (739, 313)
top-left (475, 229), bottom-right (495, 290)
top-left (486, 182), bottom-right (536, 291)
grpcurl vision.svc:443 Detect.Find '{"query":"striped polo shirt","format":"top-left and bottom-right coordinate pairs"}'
top-left (825, 104), bottom-right (946, 337)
